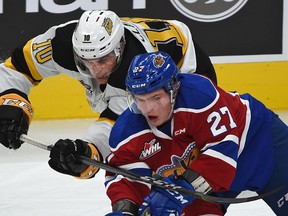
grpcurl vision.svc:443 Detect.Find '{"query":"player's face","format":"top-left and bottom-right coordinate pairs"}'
top-left (82, 51), bottom-right (118, 84)
top-left (134, 89), bottom-right (172, 126)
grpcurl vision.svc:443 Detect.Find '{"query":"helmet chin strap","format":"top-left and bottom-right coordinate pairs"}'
top-left (167, 90), bottom-right (176, 121)
top-left (110, 37), bottom-right (126, 74)
top-left (166, 81), bottom-right (180, 121)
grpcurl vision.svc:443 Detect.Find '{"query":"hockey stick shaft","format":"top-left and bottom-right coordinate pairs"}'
top-left (77, 155), bottom-right (283, 204)
top-left (20, 134), bottom-right (283, 204)
top-left (20, 134), bottom-right (53, 151)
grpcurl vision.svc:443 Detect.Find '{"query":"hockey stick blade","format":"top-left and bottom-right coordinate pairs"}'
top-left (20, 134), bottom-right (283, 204)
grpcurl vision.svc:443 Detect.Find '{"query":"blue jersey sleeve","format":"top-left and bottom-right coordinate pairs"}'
top-left (109, 108), bottom-right (150, 149)
top-left (176, 74), bottom-right (218, 110)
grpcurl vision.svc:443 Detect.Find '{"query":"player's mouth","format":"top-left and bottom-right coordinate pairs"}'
top-left (96, 76), bottom-right (107, 80)
top-left (95, 75), bottom-right (109, 83)
top-left (147, 115), bottom-right (158, 123)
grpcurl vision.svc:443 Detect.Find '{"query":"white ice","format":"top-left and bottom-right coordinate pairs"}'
top-left (1, 111), bottom-right (287, 216)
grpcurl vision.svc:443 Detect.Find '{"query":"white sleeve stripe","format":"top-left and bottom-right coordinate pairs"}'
top-left (111, 129), bottom-right (152, 151)
top-left (201, 134), bottom-right (239, 152)
top-left (203, 149), bottom-right (237, 168)
top-left (105, 174), bottom-right (151, 190)
top-left (106, 155), bottom-right (150, 173)
top-left (119, 162), bottom-right (150, 170)
top-left (238, 98), bottom-right (251, 156)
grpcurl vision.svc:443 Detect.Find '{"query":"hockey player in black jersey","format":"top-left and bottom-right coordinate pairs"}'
top-left (0, 10), bottom-right (216, 180)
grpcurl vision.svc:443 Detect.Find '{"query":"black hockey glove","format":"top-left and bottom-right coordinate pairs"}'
top-left (0, 90), bottom-right (33, 149)
top-left (48, 139), bottom-right (102, 179)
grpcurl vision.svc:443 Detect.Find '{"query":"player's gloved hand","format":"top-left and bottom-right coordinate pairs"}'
top-left (138, 175), bottom-right (195, 216)
top-left (48, 139), bottom-right (102, 179)
top-left (0, 90), bottom-right (33, 149)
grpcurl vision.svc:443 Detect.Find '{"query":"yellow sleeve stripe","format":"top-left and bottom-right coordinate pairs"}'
top-left (4, 55), bottom-right (39, 85)
top-left (23, 39), bottom-right (44, 83)
top-left (96, 117), bottom-right (116, 126)
top-left (3, 57), bottom-right (17, 70)
top-left (167, 21), bottom-right (188, 69)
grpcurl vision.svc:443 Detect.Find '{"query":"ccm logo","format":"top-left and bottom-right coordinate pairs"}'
top-left (277, 192), bottom-right (288, 208)
top-left (174, 128), bottom-right (186, 136)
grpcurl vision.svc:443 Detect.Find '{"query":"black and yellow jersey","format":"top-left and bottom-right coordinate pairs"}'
top-left (0, 17), bottom-right (216, 158)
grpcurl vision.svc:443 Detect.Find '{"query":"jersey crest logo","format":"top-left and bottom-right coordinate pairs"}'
top-left (139, 138), bottom-right (162, 160)
top-left (102, 18), bottom-right (113, 36)
top-left (153, 54), bottom-right (165, 68)
top-left (157, 142), bottom-right (199, 177)
top-left (79, 80), bottom-right (93, 95)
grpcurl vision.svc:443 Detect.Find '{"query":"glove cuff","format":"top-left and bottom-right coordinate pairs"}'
top-left (182, 169), bottom-right (212, 194)
top-left (112, 199), bottom-right (138, 215)
top-left (0, 93), bottom-right (33, 124)
top-left (78, 143), bottom-right (102, 179)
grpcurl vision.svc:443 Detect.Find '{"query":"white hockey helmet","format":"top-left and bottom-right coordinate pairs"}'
top-left (72, 10), bottom-right (125, 77)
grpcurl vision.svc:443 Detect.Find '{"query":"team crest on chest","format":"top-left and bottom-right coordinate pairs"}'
top-left (139, 138), bottom-right (162, 160)
top-left (157, 142), bottom-right (199, 177)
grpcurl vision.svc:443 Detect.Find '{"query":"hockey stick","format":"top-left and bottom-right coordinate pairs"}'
top-left (20, 134), bottom-right (283, 204)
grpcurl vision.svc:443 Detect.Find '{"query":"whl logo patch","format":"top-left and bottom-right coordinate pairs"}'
top-left (170, 0), bottom-right (248, 22)
top-left (140, 138), bottom-right (161, 160)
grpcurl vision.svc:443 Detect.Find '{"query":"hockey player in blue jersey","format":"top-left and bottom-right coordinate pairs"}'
top-left (105, 51), bottom-right (288, 215)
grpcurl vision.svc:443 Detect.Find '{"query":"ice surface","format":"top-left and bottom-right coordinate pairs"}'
top-left (1, 110), bottom-right (287, 215)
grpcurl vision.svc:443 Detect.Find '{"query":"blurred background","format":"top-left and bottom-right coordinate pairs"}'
top-left (0, 1), bottom-right (287, 215)
top-left (0, 0), bottom-right (287, 120)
